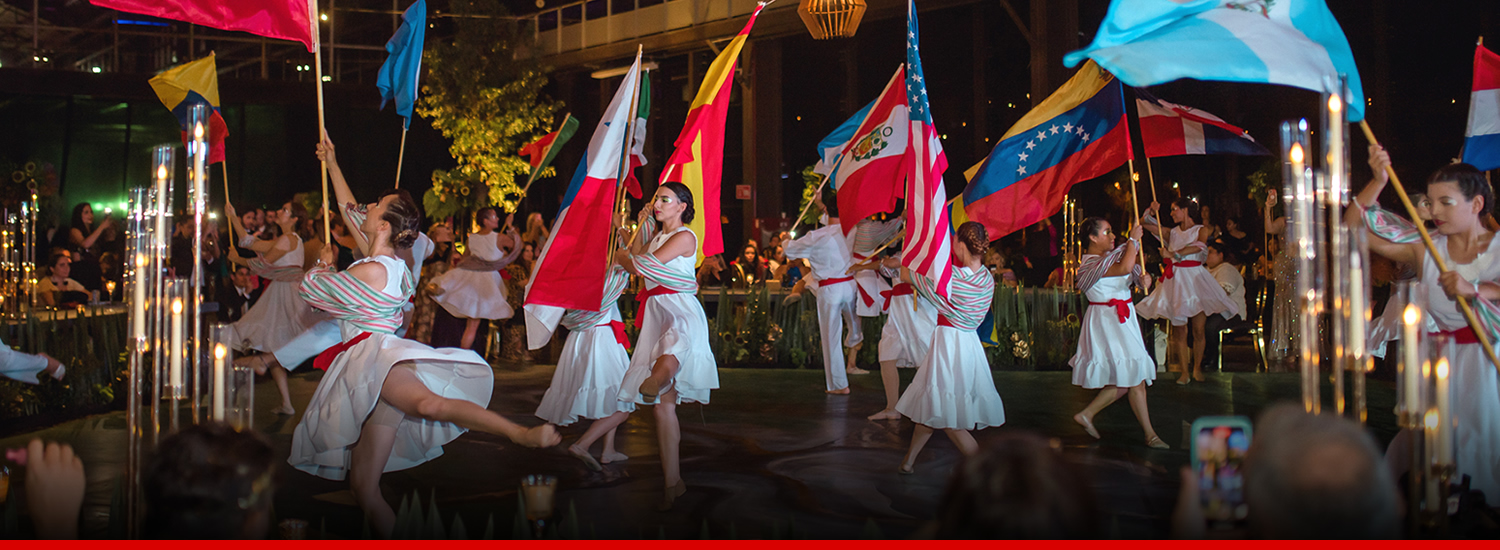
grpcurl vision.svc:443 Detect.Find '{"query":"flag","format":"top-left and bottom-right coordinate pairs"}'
top-left (149, 53), bottom-right (229, 164)
top-left (659, 4), bottom-right (765, 264)
top-left (833, 66), bottom-right (910, 236)
top-left (376, 0), bottom-right (426, 130)
top-left (901, 0), bottom-right (953, 295)
top-left (622, 72), bottom-right (651, 199)
top-left (1464, 42), bottom-right (1500, 171)
top-left (524, 54), bottom-right (642, 320)
top-left (813, 99), bottom-right (875, 180)
top-left (1136, 89), bottom-right (1269, 157)
top-left (91, 0), bottom-right (315, 52)
top-left (952, 60), bottom-right (1132, 239)
top-left (519, 115), bottom-right (581, 184)
top-left (1063, 0), bottom-right (1365, 122)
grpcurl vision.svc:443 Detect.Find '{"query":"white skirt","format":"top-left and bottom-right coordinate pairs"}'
top-left (1069, 303), bottom-right (1156, 389)
top-left (877, 294), bottom-right (938, 368)
top-left (227, 279), bottom-right (327, 353)
top-left (288, 331), bottom-right (494, 480)
top-left (1136, 265), bottom-right (1237, 326)
top-left (535, 323), bottom-right (631, 425)
top-left (618, 292), bottom-right (718, 407)
top-left (896, 325), bottom-right (1006, 430)
top-left (431, 268), bottom-right (513, 320)
top-left (1368, 292), bottom-right (1406, 359)
top-left (1451, 341), bottom-right (1500, 500)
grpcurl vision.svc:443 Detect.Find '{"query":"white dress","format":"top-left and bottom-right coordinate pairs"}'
top-left (432, 231), bottom-right (513, 320)
top-left (1070, 254), bottom-right (1156, 389)
top-left (288, 255), bottom-right (495, 480)
top-left (896, 266), bottom-right (1006, 430)
top-left (1137, 225), bottom-right (1238, 326)
top-left (534, 304), bottom-right (631, 425)
top-left (876, 267), bottom-right (938, 369)
top-left (227, 237), bottom-right (325, 353)
top-left (617, 227), bottom-right (719, 407)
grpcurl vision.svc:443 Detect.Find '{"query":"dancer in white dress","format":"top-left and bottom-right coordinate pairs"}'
top-left (574, 182), bottom-right (717, 511)
top-left (225, 199), bottom-right (326, 415)
top-left (895, 222), bottom-right (1006, 474)
top-left (855, 251), bottom-right (938, 421)
top-left (784, 196), bottom-right (866, 393)
top-left (286, 182), bottom-right (558, 538)
top-left (430, 206), bottom-right (522, 349)
top-left (1068, 218), bottom-right (1168, 449)
top-left (534, 265), bottom-right (632, 469)
top-left (1358, 145), bottom-right (1500, 502)
top-left (1138, 198), bottom-right (1238, 384)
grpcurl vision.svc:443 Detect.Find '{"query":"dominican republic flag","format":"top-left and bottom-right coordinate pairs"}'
top-left (1064, 0), bottom-right (1364, 122)
top-left (901, 0), bottom-right (953, 294)
top-left (1463, 42), bottom-right (1500, 171)
top-left (952, 60), bottom-right (1132, 239)
top-left (834, 66), bottom-right (910, 237)
top-left (524, 53), bottom-right (643, 340)
top-left (813, 98), bottom-right (875, 181)
top-left (1136, 89), bottom-right (1268, 158)
top-left (92, 0), bottom-right (316, 52)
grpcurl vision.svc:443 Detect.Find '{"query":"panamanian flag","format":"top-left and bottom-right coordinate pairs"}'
top-left (1136, 89), bottom-right (1269, 158)
top-left (1463, 42), bottom-right (1500, 171)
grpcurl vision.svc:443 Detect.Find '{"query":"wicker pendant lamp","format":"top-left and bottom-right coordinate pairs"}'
top-left (797, 0), bottom-right (866, 39)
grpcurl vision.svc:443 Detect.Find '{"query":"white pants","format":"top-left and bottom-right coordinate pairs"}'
top-left (812, 280), bottom-right (863, 391)
top-left (272, 320), bottom-right (341, 368)
top-left (0, 336), bottom-right (48, 384)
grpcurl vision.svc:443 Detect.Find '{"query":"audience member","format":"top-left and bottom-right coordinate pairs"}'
top-left (36, 253), bottom-right (88, 308)
top-left (697, 254), bottom-right (728, 287)
top-left (143, 423), bottom-right (279, 539)
top-left (522, 212), bottom-right (551, 247)
top-left (1203, 241), bottom-right (1247, 369)
top-left (729, 243), bottom-right (767, 287)
top-left (216, 265), bottom-right (262, 323)
top-left (59, 202), bottom-right (110, 292)
top-left (930, 431), bottom-right (1101, 539)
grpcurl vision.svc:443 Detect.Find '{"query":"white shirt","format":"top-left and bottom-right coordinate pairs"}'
top-left (782, 223), bottom-right (854, 281)
top-left (1209, 263), bottom-right (1246, 321)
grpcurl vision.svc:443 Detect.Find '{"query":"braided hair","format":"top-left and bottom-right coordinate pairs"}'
top-left (660, 181), bottom-right (696, 224)
top-left (377, 189), bottom-right (422, 249)
top-left (956, 221), bottom-right (989, 258)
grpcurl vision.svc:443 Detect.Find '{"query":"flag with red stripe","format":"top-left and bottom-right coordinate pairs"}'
top-left (91, 0), bottom-right (315, 52)
top-left (834, 66), bottom-right (909, 238)
top-left (1135, 89), bottom-right (1267, 158)
top-left (900, 0), bottom-right (953, 295)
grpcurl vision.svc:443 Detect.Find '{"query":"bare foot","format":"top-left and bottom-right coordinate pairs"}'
top-left (1073, 412), bottom-right (1101, 439)
top-left (658, 481), bottom-right (687, 512)
top-left (846, 366), bottom-right (870, 375)
top-left (1192, 371), bottom-right (1206, 382)
top-left (516, 424), bottom-right (561, 448)
top-left (601, 451), bottom-right (629, 464)
top-left (825, 387), bottom-right (851, 395)
top-left (866, 409), bottom-right (901, 421)
top-left (567, 444), bottom-right (602, 471)
top-left (273, 404), bottom-right (296, 416)
top-left (1175, 374), bottom-right (1191, 385)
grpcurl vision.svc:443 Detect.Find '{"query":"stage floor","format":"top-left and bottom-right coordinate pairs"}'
top-left (2, 364), bottom-right (1398, 539)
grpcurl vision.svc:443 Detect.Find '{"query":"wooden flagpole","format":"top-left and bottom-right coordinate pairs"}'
top-left (607, 47), bottom-right (644, 264)
top-left (221, 159), bottom-right (233, 245)
top-left (394, 126), bottom-right (407, 189)
top-left (788, 166), bottom-right (837, 237)
top-left (312, 0), bottom-right (330, 244)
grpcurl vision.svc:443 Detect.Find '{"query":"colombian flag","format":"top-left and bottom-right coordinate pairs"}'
top-left (658, 4), bottom-right (765, 265)
top-left (952, 60), bottom-right (1131, 239)
top-left (149, 53), bottom-right (229, 164)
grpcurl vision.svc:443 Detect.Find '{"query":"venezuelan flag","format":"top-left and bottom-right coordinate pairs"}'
top-left (658, 4), bottom-right (764, 265)
top-left (952, 60), bottom-right (1130, 238)
top-left (150, 53), bottom-right (229, 163)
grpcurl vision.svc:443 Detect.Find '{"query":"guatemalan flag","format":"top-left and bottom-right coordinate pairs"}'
top-left (834, 66), bottom-right (909, 237)
top-left (813, 99), bottom-right (875, 181)
top-left (524, 53), bottom-right (643, 343)
top-left (1136, 89), bottom-right (1269, 157)
top-left (1463, 42), bottom-right (1500, 171)
top-left (901, 0), bottom-right (953, 294)
top-left (952, 61), bottom-right (1132, 239)
top-left (1064, 0), bottom-right (1365, 122)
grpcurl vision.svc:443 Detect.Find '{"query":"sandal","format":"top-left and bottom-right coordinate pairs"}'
top-left (640, 377), bottom-right (675, 405)
top-left (1147, 436), bottom-right (1170, 450)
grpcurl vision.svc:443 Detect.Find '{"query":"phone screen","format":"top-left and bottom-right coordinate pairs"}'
top-left (1196, 424), bottom-right (1250, 523)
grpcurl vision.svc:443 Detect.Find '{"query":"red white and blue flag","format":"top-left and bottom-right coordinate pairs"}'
top-left (1463, 42), bottom-right (1500, 171)
top-left (833, 66), bottom-right (909, 237)
top-left (900, 0), bottom-right (953, 295)
top-left (524, 53), bottom-right (643, 339)
top-left (1135, 89), bottom-right (1268, 158)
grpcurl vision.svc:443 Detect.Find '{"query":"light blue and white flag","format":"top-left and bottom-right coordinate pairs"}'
top-left (376, 0), bottom-right (426, 129)
top-left (1064, 0), bottom-right (1365, 121)
top-left (813, 99), bottom-right (874, 185)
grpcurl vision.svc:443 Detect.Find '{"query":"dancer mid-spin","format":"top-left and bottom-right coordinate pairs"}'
top-left (895, 222), bottom-right (1006, 473)
top-left (534, 264), bottom-right (633, 470)
top-left (854, 250), bottom-right (937, 421)
top-left (429, 206), bottom-right (522, 350)
top-left (288, 145), bottom-right (558, 536)
top-left (1068, 218), bottom-right (1168, 449)
top-left (1138, 199), bottom-right (1238, 384)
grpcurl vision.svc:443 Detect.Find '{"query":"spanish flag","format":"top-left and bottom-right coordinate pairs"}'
top-left (149, 53), bottom-right (229, 164)
top-left (658, 4), bottom-right (765, 264)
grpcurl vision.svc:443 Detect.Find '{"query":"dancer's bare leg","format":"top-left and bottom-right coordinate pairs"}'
top-left (1173, 323), bottom-right (1191, 384)
top-left (1074, 386), bottom-right (1127, 439)
top-left (1190, 314), bottom-right (1207, 381)
top-left (349, 417), bottom-right (398, 538)
top-left (241, 353), bottom-right (294, 415)
top-left (867, 360), bottom-right (902, 420)
top-left (380, 365), bottom-right (560, 447)
top-left (460, 318), bottom-right (481, 350)
top-left (846, 342), bottom-right (868, 374)
top-left (601, 426), bottom-right (628, 464)
top-left (1127, 384), bottom-right (1165, 446)
top-left (654, 388), bottom-right (685, 510)
top-left (942, 428), bottom-right (979, 456)
top-left (639, 354), bottom-right (681, 400)
top-left (900, 424), bottom-right (935, 473)
top-left (568, 411), bottom-right (628, 470)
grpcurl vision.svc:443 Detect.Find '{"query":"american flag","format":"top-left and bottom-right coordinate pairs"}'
top-left (901, 0), bottom-right (954, 296)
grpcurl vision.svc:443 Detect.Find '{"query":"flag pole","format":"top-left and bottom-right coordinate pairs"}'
top-left (221, 159), bottom-right (234, 246)
top-left (519, 112), bottom-right (572, 198)
top-left (394, 125), bottom-right (408, 189)
top-left (608, 47), bottom-right (644, 266)
top-left (788, 164), bottom-right (838, 237)
top-left (1359, 121), bottom-right (1500, 375)
top-left (311, 0), bottom-right (330, 245)
top-left (1125, 159), bottom-right (1145, 267)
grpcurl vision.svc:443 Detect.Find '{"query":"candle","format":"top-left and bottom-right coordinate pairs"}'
top-left (132, 254), bottom-right (147, 341)
top-left (212, 343), bottom-right (226, 421)
top-left (1424, 410), bottom-right (1441, 510)
top-left (1435, 358), bottom-right (1453, 466)
top-left (1402, 304), bottom-right (1421, 420)
top-left (170, 298), bottom-right (183, 395)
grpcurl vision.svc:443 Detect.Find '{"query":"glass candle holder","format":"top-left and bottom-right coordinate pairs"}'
top-left (520, 474), bottom-right (558, 536)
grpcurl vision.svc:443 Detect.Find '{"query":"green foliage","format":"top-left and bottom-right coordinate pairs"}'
top-left (417, 0), bottom-right (563, 219)
top-left (1246, 157), bottom-right (1283, 217)
top-left (798, 166), bottom-right (825, 227)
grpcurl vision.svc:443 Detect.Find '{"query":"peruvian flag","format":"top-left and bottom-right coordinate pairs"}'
top-left (901, 0), bottom-right (953, 294)
top-left (524, 53), bottom-right (643, 338)
top-left (834, 66), bottom-right (910, 237)
top-left (1136, 89), bottom-right (1268, 158)
top-left (1463, 41), bottom-right (1500, 171)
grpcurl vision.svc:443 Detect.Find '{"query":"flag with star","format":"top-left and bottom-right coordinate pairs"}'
top-left (900, 0), bottom-right (954, 296)
top-left (951, 60), bottom-right (1132, 239)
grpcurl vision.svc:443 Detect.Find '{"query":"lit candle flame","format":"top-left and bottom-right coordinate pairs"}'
top-left (1424, 410), bottom-right (1439, 430)
top-left (171, 298), bottom-right (182, 314)
top-left (1289, 143), bottom-right (1305, 164)
top-left (214, 343), bottom-right (226, 359)
top-left (1437, 358), bottom-right (1449, 379)
top-left (156, 165), bottom-right (167, 180)
top-left (194, 123), bottom-right (204, 140)
top-left (1404, 304), bottom-right (1420, 325)
top-left (1327, 94), bottom-right (1343, 113)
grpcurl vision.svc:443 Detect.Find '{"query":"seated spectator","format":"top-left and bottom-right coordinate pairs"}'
top-left (1173, 403), bottom-right (1401, 539)
top-left (729, 243), bottom-right (767, 288)
top-left (1203, 241), bottom-right (1248, 369)
top-left (697, 254), bottom-right (728, 287)
top-left (143, 423), bottom-right (279, 539)
top-left (216, 265), bottom-right (263, 323)
top-left (930, 431), bottom-right (1100, 539)
top-left (36, 253), bottom-right (88, 308)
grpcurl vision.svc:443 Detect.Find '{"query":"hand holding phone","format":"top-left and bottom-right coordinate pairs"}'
top-left (1190, 416), bottom-right (1253, 526)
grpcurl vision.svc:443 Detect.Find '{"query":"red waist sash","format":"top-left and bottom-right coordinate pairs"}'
top-left (634, 285), bottom-right (679, 329)
top-left (1161, 258), bottom-right (1203, 280)
top-left (608, 320), bottom-right (631, 350)
top-left (1429, 326), bottom-right (1479, 345)
top-left (313, 331), bottom-right (375, 372)
top-left (881, 283), bottom-right (914, 311)
top-left (1089, 299), bottom-right (1133, 324)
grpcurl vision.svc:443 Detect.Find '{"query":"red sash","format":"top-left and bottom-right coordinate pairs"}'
top-left (608, 320), bottom-right (632, 350)
top-left (1429, 326), bottom-right (1479, 345)
top-left (881, 283), bottom-right (914, 311)
top-left (820, 276), bottom-right (855, 286)
top-left (1160, 259), bottom-right (1202, 281)
top-left (1089, 299), bottom-right (1133, 324)
top-left (634, 285), bottom-right (679, 329)
top-left (313, 331), bottom-right (374, 372)
top-left (855, 280), bottom-right (877, 307)
top-left (937, 316), bottom-right (955, 328)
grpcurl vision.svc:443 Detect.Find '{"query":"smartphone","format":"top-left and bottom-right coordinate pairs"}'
top-left (1190, 416), bottom-right (1253, 525)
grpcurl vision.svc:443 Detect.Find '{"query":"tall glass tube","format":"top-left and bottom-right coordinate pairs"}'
top-left (1282, 119), bottom-right (1319, 413)
top-left (150, 145), bottom-right (175, 443)
top-left (186, 104), bottom-right (209, 423)
top-left (1323, 81), bottom-right (1350, 416)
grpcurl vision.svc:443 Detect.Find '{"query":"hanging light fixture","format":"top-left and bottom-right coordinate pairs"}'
top-left (797, 0), bottom-right (866, 39)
